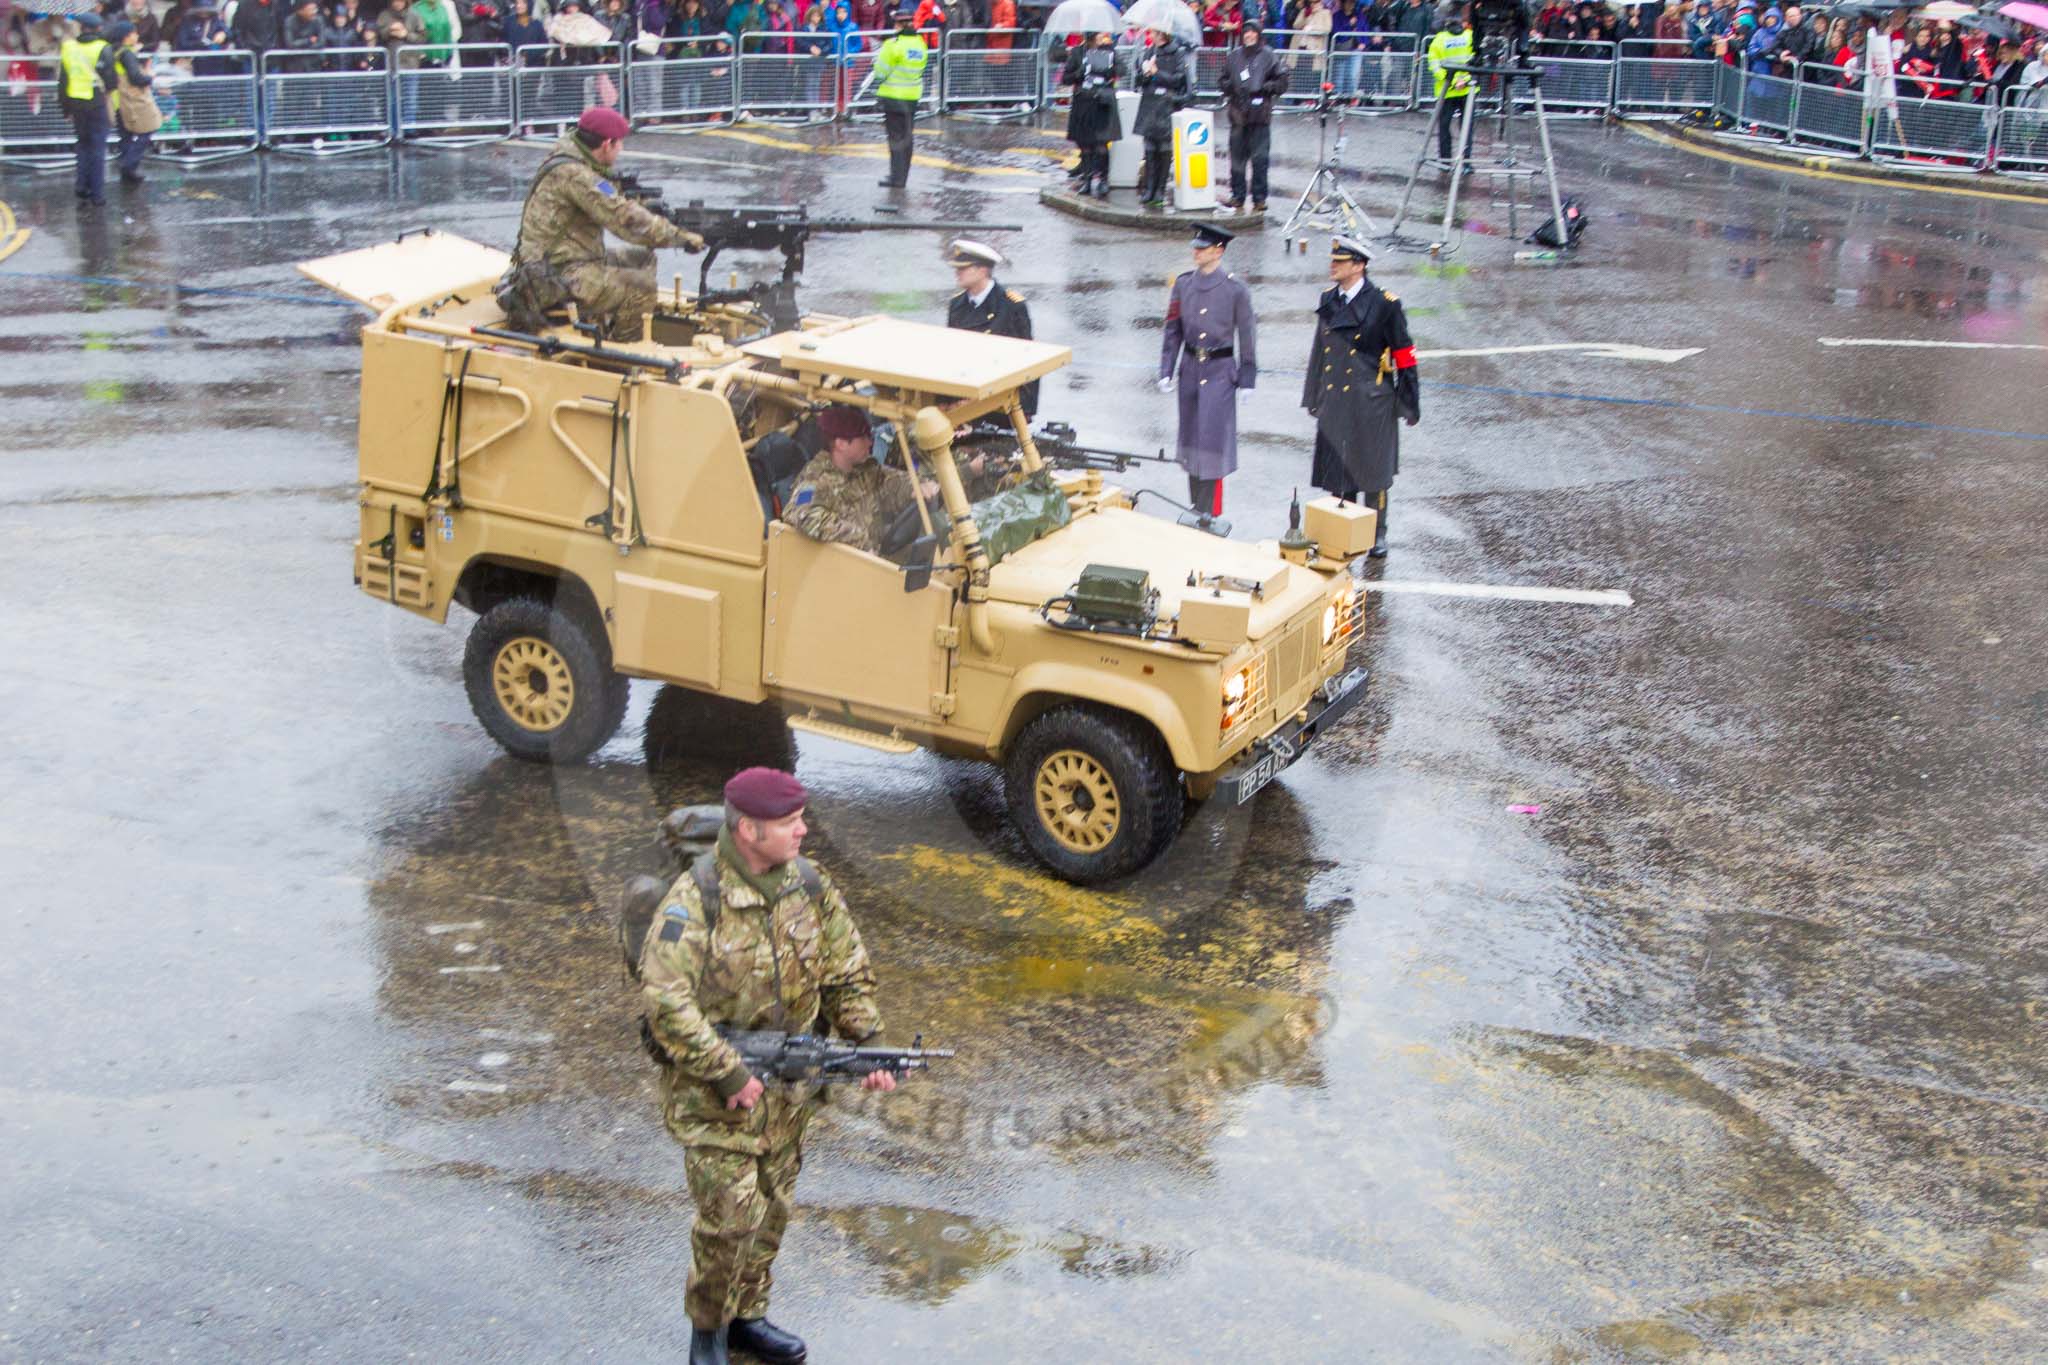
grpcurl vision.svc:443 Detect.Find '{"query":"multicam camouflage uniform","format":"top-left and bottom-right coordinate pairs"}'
top-left (781, 451), bottom-right (920, 556)
top-left (506, 130), bottom-right (700, 341)
top-left (640, 836), bottom-right (881, 1331)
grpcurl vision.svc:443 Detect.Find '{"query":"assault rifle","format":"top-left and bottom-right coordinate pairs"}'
top-left (613, 177), bottom-right (1018, 331)
top-left (716, 1025), bottom-right (954, 1084)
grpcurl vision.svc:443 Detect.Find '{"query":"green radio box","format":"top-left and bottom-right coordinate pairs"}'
top-left (1070, 564), bottom-right (1155, 625)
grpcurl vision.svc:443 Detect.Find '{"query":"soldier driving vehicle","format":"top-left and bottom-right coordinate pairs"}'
top-left (302, 219), bottom-right (1376, 883)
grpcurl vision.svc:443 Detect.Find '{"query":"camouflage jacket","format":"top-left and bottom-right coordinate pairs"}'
top-left (511, 131), bottom-right (697, 271)
top-left (782, 451), bottom-right (920, 556)
top-left (640, 840), bottom-right (882, 1153)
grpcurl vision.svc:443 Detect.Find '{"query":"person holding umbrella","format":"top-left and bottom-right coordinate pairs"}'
top-left (1133, 21), bottom-right (1193, 206)
top-left (1061, 25), bottom-right (1124, 197)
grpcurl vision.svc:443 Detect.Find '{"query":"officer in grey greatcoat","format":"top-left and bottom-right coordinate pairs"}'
top-left (1157, 222), bottom-right (1257, 522)
top-left (1302, 234), bottom-right (1418, 558)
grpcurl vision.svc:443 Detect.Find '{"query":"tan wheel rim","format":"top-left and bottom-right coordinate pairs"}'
top-left (492, 635), bottom-right (575, 733)
top-left (1034, 748), bottom-right (1122, 854)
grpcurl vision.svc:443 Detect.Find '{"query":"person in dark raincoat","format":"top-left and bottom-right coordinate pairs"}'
top-left (1158, 222), bottom-right (1257, 521)
top-left (1302, 235), bottom-right (1417, 558)
top-left (1061, 28), bottom-right (1123, 198)
top-left (1133, 29), bottom-right (1193, 207)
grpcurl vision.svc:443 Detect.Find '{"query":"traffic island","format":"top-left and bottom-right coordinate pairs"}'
top-left (1038, 187), bottom-right (1267, 232)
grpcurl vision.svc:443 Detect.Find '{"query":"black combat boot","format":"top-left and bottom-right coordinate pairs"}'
top-left (728, 1317), bottom-right (807, 1362)
top-left (1369, 494), bottom-right (1389, 558)
top-left (688, 1323), bottom-right (729, 1365)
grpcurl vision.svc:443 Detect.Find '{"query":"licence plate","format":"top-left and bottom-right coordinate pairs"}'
top-left (1235, 749), bottom-right (1281, 801)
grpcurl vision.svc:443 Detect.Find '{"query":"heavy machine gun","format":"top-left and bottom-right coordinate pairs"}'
top-left (954, 419), bottom-right (1183, 477)
top-left (613, 177), bottom-right (1018, 332)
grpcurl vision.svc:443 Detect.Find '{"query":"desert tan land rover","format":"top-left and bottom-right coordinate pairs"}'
top-left (303, 229), bottom-right (1376, 883)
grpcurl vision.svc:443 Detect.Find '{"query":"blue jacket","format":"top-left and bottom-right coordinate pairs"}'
top-left (825, 3), bottom-right (859, 60)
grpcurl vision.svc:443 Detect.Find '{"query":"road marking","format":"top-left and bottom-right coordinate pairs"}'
top-left (0, 201), bottom-right (29, 265)
top-left (1624, 121), bottom-right (2048, 205)
top-left (1363, 581), bottom-right (1635, 607)
top-left (479, 1028), bottom-right (555, 1044)
top-left (425, 920), bottom-right (487, 935)
top-left (1819, 337), bottom-right (2048, 352)
top-left (701, 126), bottom-right (1039, 177)
top-left (438, 964), bottom-right (503, 975)
top-left (1421, 342), bottom-right (1701, 364)
top-left (446, 1079), bottom-right (509, 1094)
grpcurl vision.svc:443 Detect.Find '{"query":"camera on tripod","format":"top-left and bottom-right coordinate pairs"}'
top-left (1469, 0), bottom-right (1531, 64)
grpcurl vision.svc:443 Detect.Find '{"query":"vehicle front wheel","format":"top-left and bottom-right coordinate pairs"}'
top-left (462, 595), bottom-right (629, 763)
top-left (1004, 704), bottom-right (1185, 885)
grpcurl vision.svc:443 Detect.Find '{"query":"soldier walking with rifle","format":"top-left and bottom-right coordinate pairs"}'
top-left (638, 766), bottom-right (933, 1365)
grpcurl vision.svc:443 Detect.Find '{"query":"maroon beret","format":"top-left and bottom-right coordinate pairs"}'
top-left (724, 767), bottom-right (809, 820)
top-left (577, 106), bottom-right (631, 142)
top-left (815, 404), bottom-right (869, 443)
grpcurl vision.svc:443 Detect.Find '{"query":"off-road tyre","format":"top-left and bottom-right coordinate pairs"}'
top-left (463, 596), bottom-right (629, 763)
top-left (1004, 703), bottom-right (1185, 885)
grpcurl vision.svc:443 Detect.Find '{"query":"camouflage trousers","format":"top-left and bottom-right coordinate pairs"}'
top-left (563, 246), bottom-right (658, 342)
top-left (682, 1100), bottom-right (813, 1329)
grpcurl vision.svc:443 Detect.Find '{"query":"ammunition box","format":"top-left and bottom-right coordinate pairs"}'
top-left (1070, 564), bottom-right (1154, 624)
top-left (1177, 589), bottom-right (1253, 647)
top-left (1304, 497), bottom-right (1377, 558)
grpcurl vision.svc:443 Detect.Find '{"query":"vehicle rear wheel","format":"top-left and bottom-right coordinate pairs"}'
top-left (463, 596), bottom-right (629, 763)
top-left (1004, 703), bottom-right (1184, 884)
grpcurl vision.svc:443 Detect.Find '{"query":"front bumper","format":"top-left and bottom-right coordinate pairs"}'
top-left (1213, 666), bottom-right (1370, 805)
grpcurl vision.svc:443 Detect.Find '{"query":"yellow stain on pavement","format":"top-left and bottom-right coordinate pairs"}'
top-left (0, 200), bottom-right (29, 264)
top-left (1626, 121), bottom-right (2048, 205)
top-left (702, 125), bottom-right (1042, 177)
top-left (879, 845), bottom-right (1166, 940)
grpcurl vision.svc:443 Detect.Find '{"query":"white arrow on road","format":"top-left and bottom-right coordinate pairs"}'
top-left (1418, 342), bottom-right (1703, 364)
top-left (1819, 337), bottom-right (2048, 352)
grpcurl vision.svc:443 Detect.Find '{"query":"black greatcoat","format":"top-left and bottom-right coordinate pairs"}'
top-left (1063, 45), bottom-right (1124, 144)
top-left (948, 279), bottom-right (1038, 418)
top-left (1302, 280), bottom-right (1419, 495)
top-left (1133, 39), bottom-right (1192, 141)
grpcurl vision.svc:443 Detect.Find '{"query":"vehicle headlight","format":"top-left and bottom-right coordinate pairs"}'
top-left (1321, 600), bottom-right (1340, 646)
top-left (1220, 665), bottom-right (1251, 729)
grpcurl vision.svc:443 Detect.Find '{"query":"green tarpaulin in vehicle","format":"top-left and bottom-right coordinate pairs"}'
top-left (972, 470), bottom-right (1072, 567)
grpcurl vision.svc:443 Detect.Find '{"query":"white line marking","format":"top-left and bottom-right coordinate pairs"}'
top-left (1363, 581), bottom-right (1635, 607)
top-left (1819, 337), bottom-right (2048, 351)
top-left (446, 1079), bottom-right (509, 1094)
top-left (438, 964), bottom-right (503, 975)
top-left (425, 920), bottom-right (487, 935)
top-left (1419, 343), bottom-right (1702, 364)
top-left (479, 1028), bottom-right (556, 1045)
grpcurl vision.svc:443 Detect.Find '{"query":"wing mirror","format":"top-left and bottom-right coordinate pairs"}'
top-left (901, 535), bottom-right (940, 593)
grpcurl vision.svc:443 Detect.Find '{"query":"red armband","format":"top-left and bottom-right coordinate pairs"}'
top-left (1391, 346), bottom-right (1417, 369)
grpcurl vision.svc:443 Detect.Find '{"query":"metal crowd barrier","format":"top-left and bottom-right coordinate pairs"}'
top-left (1613, 39), bottom-right (1716, 114)
top-left (515, 42), bottom-right (624, 133)
top-left (1520, 40), bottom-right (1616, 116)
top-left (1734, 63), bottom-right (1797, 140)
top-left (150, 49), bottom-right (262, 164)
top-left (1867, 75), bottom-right (1994, 170)
top-left (260, 47), bottom-right (391, 154)
top-left (396, 43), bottom-right (514, 144)
top-left (0, 54), bottom-right (71, 168)
top-left (941, 27), bottom-right (1040, 116)
top-left (1329, 34), bottom-right (1421, 111)
top-left (1786, 64), bottom-right (1865, 156)
top-left (842, 28), bottom-right (939, 120)
top-left (627, 38), bottom-right (739, 126)
top-left (1995, 87), bottom-right (2048, 177)
top-left (735, 33), bottom-right (840, 124)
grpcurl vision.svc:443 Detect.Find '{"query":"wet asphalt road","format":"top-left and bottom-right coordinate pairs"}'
top-left (3, 108), bottom-right (2046, 1363)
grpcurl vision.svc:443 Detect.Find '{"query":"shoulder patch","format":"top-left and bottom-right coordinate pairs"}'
top-left (791, 486), bottom-right (815, 507)
top-left (1384, 290), bottom-right (1398, 301)
top-left (595, 178), bottom-right (616, 197)
top-left (1005, 289), bottom-right (1025, 303)
top-left (658, 918), bottom-right (684, 942)
top-left (663, 903), bottom-right (689, 921)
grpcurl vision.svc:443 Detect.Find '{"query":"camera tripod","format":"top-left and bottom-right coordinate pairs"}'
top-left (1278, 91), bottom-right (1380, 249)
top-left (1385, 59), bottom-right (1568, 257)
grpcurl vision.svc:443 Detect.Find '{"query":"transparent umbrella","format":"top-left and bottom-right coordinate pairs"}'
top-left (1915, 1), bottom-right (1976, 19)
top-left (1122, 0), bottom-right (1203, 44)
top-left (1042, 0), bottom-right (1128, 37)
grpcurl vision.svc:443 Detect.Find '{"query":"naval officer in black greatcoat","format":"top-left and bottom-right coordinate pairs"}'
top-left (1302, 235), bottom-right (1418, 558)
top-left (945, 238), bottom-right (1038, 420)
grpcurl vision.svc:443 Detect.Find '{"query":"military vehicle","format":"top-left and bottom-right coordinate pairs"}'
top-left (303, 228), bottom-right (1376, 884)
